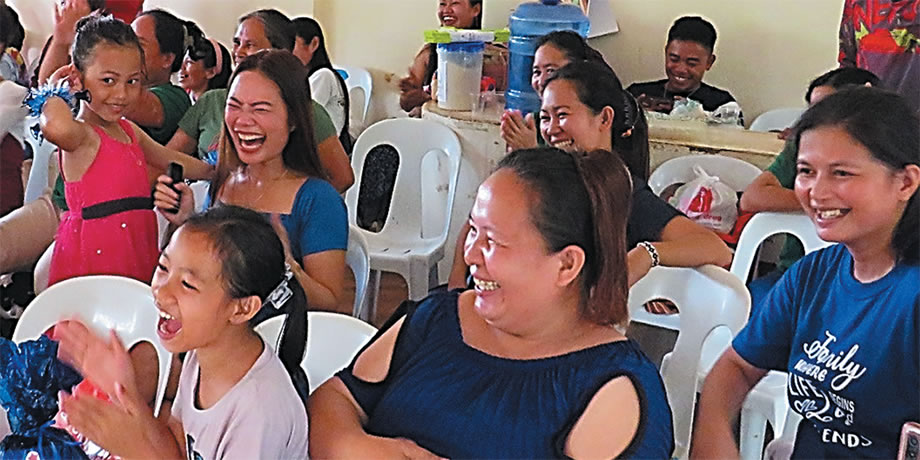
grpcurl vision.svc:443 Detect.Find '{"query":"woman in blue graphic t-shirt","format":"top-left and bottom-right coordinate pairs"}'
top-left (693, 86), bottom-right (920, 459)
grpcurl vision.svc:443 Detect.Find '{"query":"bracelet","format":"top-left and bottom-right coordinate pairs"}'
top-left (22, 81), bottom-right (76, 118)
top-left (637, 241), bottom-right (660, 268)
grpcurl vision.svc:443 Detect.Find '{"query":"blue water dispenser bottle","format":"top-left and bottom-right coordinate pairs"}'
top-left (505, 0), bottom-right (590, 114)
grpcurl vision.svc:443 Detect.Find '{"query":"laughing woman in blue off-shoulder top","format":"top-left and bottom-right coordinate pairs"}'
top-left (308, 146), bottom-right (674, 459)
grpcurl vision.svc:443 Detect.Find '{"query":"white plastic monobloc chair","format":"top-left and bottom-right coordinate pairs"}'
top-left (749, 108), bottom-right (805, 133)
top-left (345, 118), bottom-right (462, 305)
top-left (254, 312), bottom-right (377, 393)
top-left (347, 225), bottom-right (372, 321)
top-left (629, 265), bottom-right (751, 459)
top-left (729, 212), bottom-right (830, 460)
top-left (12, 275), bottom-right (173, 417)
top-left (649, 154), bottom-right (762, 196)
top-left (22, 120), bottom-right (58, 204)
top-left (338, 66), bottom-right (373, 130)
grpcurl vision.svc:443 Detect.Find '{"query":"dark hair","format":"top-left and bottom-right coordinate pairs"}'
top-left (805, 67), bottom-right (881, 104)
top-left (138, 9), bottom-right (204, 73)
top-left (187, 39), bottom-right (232, 90)
top-left (88, 0), bottom-right (106, 11)
top-left (72, 15), bottom-right (144, 73)
top-left (213, 50), bottom-right (326, 201)
top-left (793, 86), bottom-right (919, 264)
top-left (239, 9), bottom-right (295, 51)
top-left (423, 0), bottom-right (483, 85)
top-left (545, 61), bottom-right (650, 179)
top-left (535, 30), bottom-right (610, 71)
top-left (1, 4), bottom-right (23, 50)
top-left (467, 0), bottom-right (484, 29)
top-left (292, 17), bottom-right (351, 150)
top-left (496, 147), bottom-right (632, 326)
top-left (181, 205), bottom-right (308, 380)
top-left (0, 5), bottom-right (11, 49)
top-left (667, 16), bottom-right (717, 52)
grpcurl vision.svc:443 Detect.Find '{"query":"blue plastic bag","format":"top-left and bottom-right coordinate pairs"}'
top-left (0, 336), bottom-right (87, 459)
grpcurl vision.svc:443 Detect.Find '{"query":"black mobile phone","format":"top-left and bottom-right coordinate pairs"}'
top-left (166, 162), bottom-right (183, 214)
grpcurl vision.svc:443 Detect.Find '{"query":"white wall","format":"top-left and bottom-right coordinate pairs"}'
top-left (9, 0), bottom-right (844, 124)
top-left (315, 0), bottom-right (844, 125)
top-left (590, 0), bottom-right (843, 123)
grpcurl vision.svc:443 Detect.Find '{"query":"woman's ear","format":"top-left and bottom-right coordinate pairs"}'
top-left (309, 37), bottom-right (320, 54)
top-left (599, 106), bottom-right (615, 131)
top-left (896, 164), bottom-right (920, 201)
top-left (159, 52), bottom-right (176, 73)
top-left (555, 245), bottom-right (586, 288)
top-left (205, 65), bottom-right (220, 80)
top-left (230, 296), bottom-right (262, 325)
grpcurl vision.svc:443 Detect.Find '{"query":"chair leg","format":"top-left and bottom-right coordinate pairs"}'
top-left (407, 264), bottom-right (431, 301)
top-left (740, 407), bottom-right (769, 460)
top-left (363, 270), bottom-right (381, 323)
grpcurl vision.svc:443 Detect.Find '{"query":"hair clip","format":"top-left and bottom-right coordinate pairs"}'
top-left (266, 264), bottom-right (295, 310)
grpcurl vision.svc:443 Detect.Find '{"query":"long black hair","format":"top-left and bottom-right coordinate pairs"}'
top-left (213, 50), bottom-right (326, 202)
top-left (793, 86), bottom-right (919, 264)
top-left (293, 17), bottom-right (351, 152)
top-left (182, 205), bottom-right (309, 380)
top-left (545, 61), bottom-right (650, 179)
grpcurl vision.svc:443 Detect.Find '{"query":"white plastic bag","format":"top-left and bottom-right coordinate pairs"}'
top-left (668, 165), bottom-right (738, 233)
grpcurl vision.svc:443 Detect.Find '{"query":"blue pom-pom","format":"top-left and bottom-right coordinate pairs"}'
top-left (22, 83), bottom-right (76, 118)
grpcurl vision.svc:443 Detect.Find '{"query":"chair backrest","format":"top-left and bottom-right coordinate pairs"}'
top-left (648, 154), bottom-right (762, 196)
top-left (338, 66), bottom-right (372, 126)
top-left (12, 275), bottom-right (173, 417)
top-left (345, 118), bottom-right (463, 248)
top-left (628, 265), bottom-right (751, 459)
top-left (22, 118), bottom-right (59, 204)
top-left (749, 108), bottom-right (806, 133)
top-left (254, 312), bottom-right (377, 393)
top-left (729, 211), bottom-right (832, 283)
top-left (347, 225), bottom-right (371, 319)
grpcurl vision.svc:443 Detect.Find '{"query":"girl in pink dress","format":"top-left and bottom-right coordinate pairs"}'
top-left (32, 15), bottom-right (212, 286)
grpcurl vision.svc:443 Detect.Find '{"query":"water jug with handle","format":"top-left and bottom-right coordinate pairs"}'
top-left (505, 0), bottom-right (589, 115)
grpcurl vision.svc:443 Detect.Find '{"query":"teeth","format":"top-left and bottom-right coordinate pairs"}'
top-left (473, 278), bottom-right (500, 291)
top-left (158, 310), bottom-right (175, 321)
top-left (552, 140), bottom-right (575, 149)
top-left (817, 209), bottom-right (843, 219)
top-left (237, 133), bottom-right (263, 141)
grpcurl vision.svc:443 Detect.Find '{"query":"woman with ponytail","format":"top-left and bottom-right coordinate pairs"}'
top-left (55, 205), bottom-right (309, 459)
top-left (309, 147), bottom-right (674, 458)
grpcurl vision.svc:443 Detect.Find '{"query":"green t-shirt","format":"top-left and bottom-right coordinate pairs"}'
top-left (147, 83), bottom-right (191, 145)
top-left (765, 139), bottom-right (805, 271)
top-left (176, 88), bottom-right (337, 160)
top-left (177, 88), bottom-right (226, 159)
top-left (52, 83), bottom-right (191, 211)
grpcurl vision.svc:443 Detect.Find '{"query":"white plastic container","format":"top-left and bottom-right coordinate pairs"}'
top-left (436, 42), bottom-right (484, 111)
